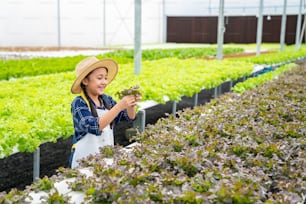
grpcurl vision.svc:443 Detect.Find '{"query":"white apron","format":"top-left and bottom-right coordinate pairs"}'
top-left (71, 108), bottom-right (114, 169)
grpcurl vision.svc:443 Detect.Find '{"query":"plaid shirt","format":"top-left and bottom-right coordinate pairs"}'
top-left (71, 94), bottom-right (133, 141)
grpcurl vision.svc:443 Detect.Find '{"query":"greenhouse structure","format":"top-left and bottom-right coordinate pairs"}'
top-left (0, 0), bottom-right (305, 47)
top-left (0, 0), bottom-right (305, 203)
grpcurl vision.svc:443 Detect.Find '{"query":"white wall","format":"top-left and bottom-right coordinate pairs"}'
top-left (0, 0), bottom-right (58, 47)
top-left (0, 0), bottom-right (164, 48)
top-left (0, 0), bottom-right (303, 48)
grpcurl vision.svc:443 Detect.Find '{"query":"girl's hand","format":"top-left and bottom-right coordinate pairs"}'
top-left (134, 94), bottom-right (142, 103)
top-left (118, 95), bottom-right (139, 110)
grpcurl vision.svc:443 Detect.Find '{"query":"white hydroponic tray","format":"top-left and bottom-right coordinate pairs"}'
top-left (27, 142), bottom-right (140, 204)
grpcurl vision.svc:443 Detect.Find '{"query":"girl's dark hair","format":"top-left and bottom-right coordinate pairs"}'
top-left (80, 69), bottom-right (115, 129)
top-left (80, 84), bottom-right (111, 117)
top-left (81, 85), bottom-right (98, 117)
top-left (81, 84), bottom-right (114, 129)
top-left (80, 69), bottom-right (112, 116)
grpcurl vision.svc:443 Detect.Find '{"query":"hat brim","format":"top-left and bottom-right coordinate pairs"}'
top-left (71, 59), bottom-right (118, 94)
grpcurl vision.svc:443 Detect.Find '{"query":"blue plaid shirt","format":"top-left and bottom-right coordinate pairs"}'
top-left (71, 94), bottom-right (134, 141)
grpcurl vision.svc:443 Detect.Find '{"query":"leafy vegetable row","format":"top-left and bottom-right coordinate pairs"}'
top-left (231, 46), bottom-right (306, 65)
top-left (231, 63), bottom-right (297, 93)
top-left (0, 59), bottom-right (253, 158)
top-left (0, 47), bottom-right (243, 80)
top-left (103, 47), bottom-right (244, 60)
top-left (1, 61), bottom-right (304, 203)
top-left (0, 45), bottom-right (305, 158)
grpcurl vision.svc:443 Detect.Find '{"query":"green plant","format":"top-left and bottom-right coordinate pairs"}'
top-left (2, 57), bottom-right (306, 203)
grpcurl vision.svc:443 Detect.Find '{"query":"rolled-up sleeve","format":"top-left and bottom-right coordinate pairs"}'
top-left (103, 95), bottom-right (135, 124)
top-left (72, 95), bottom-right (137, 141)
top-left (71, 96), bottom-right (102, 141)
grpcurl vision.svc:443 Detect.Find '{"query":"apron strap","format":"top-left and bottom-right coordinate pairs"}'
top-left (80, 90), bottom-right (91, 111)
top-left (69, 133), bottom-right (77, 167)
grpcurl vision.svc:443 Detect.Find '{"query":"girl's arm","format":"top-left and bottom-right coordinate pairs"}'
top-left (98, 95), bottom-right (139, 130)
top-left (126, 94), bottom-right (141, 120)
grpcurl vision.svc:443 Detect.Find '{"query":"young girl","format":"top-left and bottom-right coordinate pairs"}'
top-left (70, 56), bottom-right (141, 169)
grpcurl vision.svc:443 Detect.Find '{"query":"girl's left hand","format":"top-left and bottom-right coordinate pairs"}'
top-left (122, 95), bottom-right (141, 108)
top-left (130, 94), bottom-right (141, 107)
top-left (134, 94), bottom-right (142, 103)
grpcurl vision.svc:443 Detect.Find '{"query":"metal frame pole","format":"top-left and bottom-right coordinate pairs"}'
top-left (194, 93), bottom-right (198, 107)
top-left (162, 0), bottom-right (167, 43)
top-left (217, 0), bottom-right (224, 60)
top-left (133, 110), bottom-right (146, 133)
top-left (295, 0), bottom-right (303, 50)
top-left (280, 0), bottom-right (288, 51)
top-left (33, 148), bottom-right (40, 182)
top-left (256, 0), bottom-right (264, 56)
top-left (57, 0), bottom-right (61, 48)
top-left (134, 0), bottom-right (142, 74)
top-left (172, 102), bottom-right (177, 115)
top-left (103, 0), bottom-right (106, 47)
top-left (218, 84), bottom-right (222, 95)
top-left (214, 87), bottom-right (218, 99)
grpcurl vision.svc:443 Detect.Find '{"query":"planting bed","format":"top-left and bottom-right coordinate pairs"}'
top-left (0, 46), bottom-right (248, 192)
top-left (1, 62), bottom-right (305, 203)
top-left (0, 46), bottom-right (305, 201)
top-left (0, 81), bottom-right (230, 193)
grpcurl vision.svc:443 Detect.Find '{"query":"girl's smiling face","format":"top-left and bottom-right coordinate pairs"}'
top-left (82, 67), bottom-right (108, 97)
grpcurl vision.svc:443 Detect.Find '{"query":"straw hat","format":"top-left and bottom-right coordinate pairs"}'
top-left (71, 57), bottom-right (118, 94)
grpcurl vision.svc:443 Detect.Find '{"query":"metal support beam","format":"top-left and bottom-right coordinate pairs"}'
top-left (214, 87), bottom-right (218, 99)
top-left (217, 0), bottom-right (224, 60)
top-left (218, 84), bottom-right (222, 95)
top-left (33, 148), bottom-right (40, 182)
top-left (162, 0), bottom-right (167, 43)
top-left (295, 0), bottom-right (303, 50)
top-left (134, 0), bottom-right (142, 74)
top-left (103, 0), bottom-right (106, 46)
top-left (133, 110), bottom-right (146, 133)
top-left (194, 93), bottom-right (198, 107)
top-left (280, 0), bottom-right (288, 51)
top-left (172, 101), bottom-right (177, 115)
top-left (256, 0), bottom-right (264, 56)
top-left (57, 0), bottom-right (61, 48)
